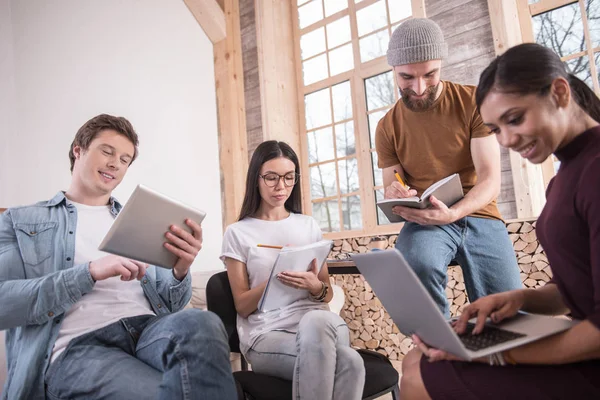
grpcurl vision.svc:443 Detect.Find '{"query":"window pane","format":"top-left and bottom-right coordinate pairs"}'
top-left (365, 71), bottom-right (395, 111)
top-left (338, 158), bottom-right (360, 194)
top-left (342, 195), bottom-right (362, 230)
top-left (532, 3), bottom-right (585, 58)
top-left (305, 88), bottom-right (332, 130)
top-left (357, 0), bottom-right (388, 37)
top-left (298, 0), bottom-right (311, 7)
top-left (335, 122), bottom-right (356, 157)
top-left (566, 55), bottom-right (593, 89)
top-left (301, 27), bottom-right (326, 60)
top-left (332, 80), bottom-right (352, 122)
top-left (368, 110), bottom-right (387, 147)
top-left (388, 0), bottom-right (412, 23)
top-left (303, 54), bottom-right (328, 85)
top-left (326, 16), bottom-right (352, 48)
top-left (299, 0), bottom-right (324, 29)
top-left (310, 162), bottom-right (337, 198)
top-left (313, 200), bottom-right (340, 232)
top-left (328, 43), bottom-right (354, 76)
top-left (308, 127), bottom-right (335, 163)
top-left (371, 151), bottom-right (383, 186)
top-left (324, 0), bottom-right (348, 17)
top-left (360, 29), bottom-right (390, 62)
top-left (375, 189), bottom-right (392, 225)
top-left (587, 0), bottom-right (600, 48)
top-left (365, 71), bottom-right (395, 112)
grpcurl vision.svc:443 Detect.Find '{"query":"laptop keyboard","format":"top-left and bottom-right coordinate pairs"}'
top-left (458, 323), bottom-right (526, 351)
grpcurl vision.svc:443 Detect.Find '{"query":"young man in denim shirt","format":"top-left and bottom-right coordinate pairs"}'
top-left (0, 114), bottom-right (237, 400)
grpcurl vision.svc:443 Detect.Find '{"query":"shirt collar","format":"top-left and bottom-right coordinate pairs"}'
top-left (46, 191), bottom-right (122, 215)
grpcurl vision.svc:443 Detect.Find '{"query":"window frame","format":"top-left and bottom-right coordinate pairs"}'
top-left (292, 0), bottom-right (426, 240)
top-left (517, 0), bottom-right (600, 187)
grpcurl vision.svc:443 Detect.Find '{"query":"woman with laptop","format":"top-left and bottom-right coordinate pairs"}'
top-left (220, 141), bottom-right (365, 399)
top-left (400, 43), bottom-right (600, 399)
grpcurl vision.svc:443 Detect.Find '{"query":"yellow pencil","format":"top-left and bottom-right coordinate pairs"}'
top-left (393, 169), bottom-right (410, 190)
top-left (257, 244), bottom-right (284, 249)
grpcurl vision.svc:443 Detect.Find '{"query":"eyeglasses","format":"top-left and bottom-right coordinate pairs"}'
top-left (259, 172), bottom-right (300, 187)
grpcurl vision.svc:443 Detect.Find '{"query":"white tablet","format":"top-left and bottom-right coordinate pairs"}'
top-left (99, 184), bottom-right (206, 269)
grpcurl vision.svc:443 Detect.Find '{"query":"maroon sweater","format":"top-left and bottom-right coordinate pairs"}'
top-left (537, 125), bottom-right (600, 329)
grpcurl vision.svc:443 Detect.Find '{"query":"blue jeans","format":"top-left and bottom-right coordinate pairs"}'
top-left (246, 310), bottom-right (365, 400)
top-left (395, 217), bottom-right (522, 317)
top-left (44, 309), bottom-right (237, 400)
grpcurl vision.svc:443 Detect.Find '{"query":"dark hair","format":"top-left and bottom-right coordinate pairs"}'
top-left (237, 140), bottom-right (302, 221)
top-left (69, 114), bottom-right (139, 172)
top-left (476, 43), bottom-right (600, 122)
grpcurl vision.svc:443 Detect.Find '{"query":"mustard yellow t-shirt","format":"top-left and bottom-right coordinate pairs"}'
top-left (375, 81), bottom-right (502, 221)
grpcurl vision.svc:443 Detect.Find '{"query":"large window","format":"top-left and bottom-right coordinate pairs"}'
top-left (293, 0), bottom-right (425, 238)
top-left (519, 0), bottom-right (600, 183)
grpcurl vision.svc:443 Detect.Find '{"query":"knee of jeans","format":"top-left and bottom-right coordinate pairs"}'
top-left (298, 310), bottom-right (341, 341)
top-left (342, 348), bottom-right (365, 376)
top-left (173, 309), bottom-right (227, 342)
top-left (405, 256), bottom-right (443, 283)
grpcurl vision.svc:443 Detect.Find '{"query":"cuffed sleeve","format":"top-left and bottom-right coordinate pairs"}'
top-left (155, 266), bottom-right (192, 312)
top-left (220, 226), bottom-right (246, 265)
top-left (375, 116), bottom-right (401, 169)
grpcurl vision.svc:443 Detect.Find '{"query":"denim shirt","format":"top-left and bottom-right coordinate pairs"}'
top-left (0, 192), bottom-right (192, 400)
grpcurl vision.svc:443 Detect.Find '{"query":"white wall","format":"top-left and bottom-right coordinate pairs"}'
top-left (0, 0), bottom-right (224, 271)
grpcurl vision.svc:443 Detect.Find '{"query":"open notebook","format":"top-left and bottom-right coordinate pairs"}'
top-left (258, 240), bottom-right (333, 312)
top-left (377, 173), bottom-right (464, 223)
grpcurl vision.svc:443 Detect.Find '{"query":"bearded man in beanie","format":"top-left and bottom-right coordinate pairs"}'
top-left (375, 18), bottom-right (521, 316)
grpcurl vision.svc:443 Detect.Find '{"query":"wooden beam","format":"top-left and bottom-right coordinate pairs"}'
top-left (529, 0), bottom-right (574, 15)
top-left (184, 0), bottom-right (226, 44)
top-left (487, 0), bottom-right (546, 218)
top-left (214, 0), bottom-right (248, 227)
top-left (255, 0), bottom-right (301, 154)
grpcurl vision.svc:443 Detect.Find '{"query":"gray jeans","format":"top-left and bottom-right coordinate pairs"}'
top-left (246, 310), bottom-right (365, 400)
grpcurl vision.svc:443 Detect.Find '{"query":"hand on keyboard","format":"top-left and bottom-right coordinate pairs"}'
top-left (453, 291), bottom-right (526, 335)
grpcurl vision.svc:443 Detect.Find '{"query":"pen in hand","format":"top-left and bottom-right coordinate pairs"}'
top-left (393, 169), bottom-right (410, 190)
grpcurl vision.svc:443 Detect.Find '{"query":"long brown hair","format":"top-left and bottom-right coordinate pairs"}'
top-left (237, 141), bottom-right (302, 221)
top-left (476, 43), bottom-right (600, 122)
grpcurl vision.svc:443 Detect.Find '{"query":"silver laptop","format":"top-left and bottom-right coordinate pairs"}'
top-left (351, 249), bottom-right (576, 360)
top-left (99, 184), bottom-right (206, 269)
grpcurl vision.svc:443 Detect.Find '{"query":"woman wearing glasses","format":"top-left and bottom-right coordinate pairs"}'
top-left (221, 140), bottom-right (365, 400)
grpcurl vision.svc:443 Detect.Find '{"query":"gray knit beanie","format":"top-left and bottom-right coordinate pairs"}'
top-left (387, 18), bottom-right (448, 66)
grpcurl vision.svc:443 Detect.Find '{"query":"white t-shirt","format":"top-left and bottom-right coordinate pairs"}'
top-left (220, 212), bottom-right (329, 355)
top-left (51, 201), bottom-right (155, 362)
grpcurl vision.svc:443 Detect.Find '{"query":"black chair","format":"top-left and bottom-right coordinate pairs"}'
top-left (207, 271), bottom-right (399, 400)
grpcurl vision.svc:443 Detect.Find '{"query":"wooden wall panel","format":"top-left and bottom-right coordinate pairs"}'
top-left (214, 0), bottom-right (248, 227)
top-left (240, 0), bottom-right (263, 159)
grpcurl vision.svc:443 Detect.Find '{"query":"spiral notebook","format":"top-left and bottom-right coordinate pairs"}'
top-left (258, 240), bottom-right (333, 312)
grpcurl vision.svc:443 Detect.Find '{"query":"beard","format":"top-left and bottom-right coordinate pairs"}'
top-left (400, 82), bottom-right (441, 111)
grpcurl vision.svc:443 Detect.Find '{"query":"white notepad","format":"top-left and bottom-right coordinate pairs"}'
top-left (258, 240), bottom-right (333, 312)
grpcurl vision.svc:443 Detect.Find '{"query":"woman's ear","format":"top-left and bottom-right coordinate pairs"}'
top-left (550, 77), bottom-right (571, 109)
